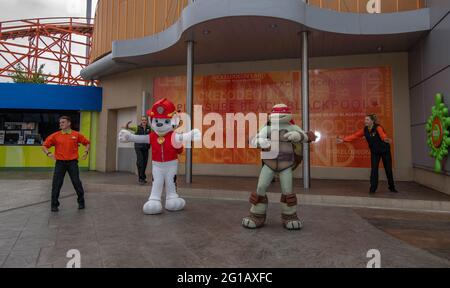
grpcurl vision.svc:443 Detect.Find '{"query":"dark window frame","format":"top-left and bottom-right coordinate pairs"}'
top-left (0, 109), bottom-right (81, 146)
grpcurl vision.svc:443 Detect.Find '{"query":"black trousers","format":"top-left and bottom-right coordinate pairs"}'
top-left (370, 149), bottom-right (395, 191)
top-left (135, 147), bottom-right (149, 181)
top-left (51, 160), bottom-right (85, 208)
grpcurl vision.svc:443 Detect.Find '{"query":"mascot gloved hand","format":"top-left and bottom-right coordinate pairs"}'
top-left (243, 104), bottom-right (317, 230)
top-left (119, 98), bottom-right (201, 215)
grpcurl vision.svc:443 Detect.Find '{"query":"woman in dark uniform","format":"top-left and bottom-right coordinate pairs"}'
top-left (337, 114), bottom-right (398, 194)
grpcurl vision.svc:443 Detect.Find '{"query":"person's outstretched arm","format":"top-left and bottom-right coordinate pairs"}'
top-left (338, 129), bottom-right (364, 143)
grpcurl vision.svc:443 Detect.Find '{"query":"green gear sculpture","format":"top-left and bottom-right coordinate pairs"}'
top-left (426, 93), bottom-right (450, 172)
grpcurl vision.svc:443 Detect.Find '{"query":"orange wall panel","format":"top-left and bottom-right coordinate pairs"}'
top-left (153, 67), bottom-right (394, 168)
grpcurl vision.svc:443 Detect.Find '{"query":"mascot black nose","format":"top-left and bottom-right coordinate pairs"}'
top-left (157, 123), bottom-right (163, 127)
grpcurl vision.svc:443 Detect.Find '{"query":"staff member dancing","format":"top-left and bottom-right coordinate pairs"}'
top-left (124, 116), bottom-right (151, 184)
top-left (337, 114), bottom-right (398, 194)
top-left (42, 116), bottom-right (90, 212)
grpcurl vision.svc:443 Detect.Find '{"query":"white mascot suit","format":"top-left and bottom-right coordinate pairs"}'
top-left (119, 98), bottom-right (200, 215)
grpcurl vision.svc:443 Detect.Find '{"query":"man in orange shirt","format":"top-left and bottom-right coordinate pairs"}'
top-left (42, 116), bottom-right (90, 212)
top-left (337, 114), bottom-right (398, 194)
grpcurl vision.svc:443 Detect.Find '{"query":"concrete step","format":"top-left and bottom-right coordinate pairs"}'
top-left (84, 183), bottom-right (450, 213)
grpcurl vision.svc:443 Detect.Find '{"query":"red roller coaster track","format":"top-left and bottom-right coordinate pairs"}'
top-left (0, 17), bottom-right (94, 86)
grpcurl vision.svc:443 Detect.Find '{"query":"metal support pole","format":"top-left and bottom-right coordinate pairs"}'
top-left (85, 0), bottom-right (93, 86)
top-left (186, 41), bottom-right (194, 184)
top-left (85, 0), bottom-right (92, 66)
top-left (301, 31), bottom-right (310, 189)
top-left (86, 0), bottom-right (92, 20)
top-left (141, 91), bottom-right (147, 116)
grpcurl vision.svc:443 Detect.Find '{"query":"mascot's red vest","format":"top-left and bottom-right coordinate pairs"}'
top-left (147, 98), bottom-right (183, 163)
top-left (149, 132), bottom-right (183, 162)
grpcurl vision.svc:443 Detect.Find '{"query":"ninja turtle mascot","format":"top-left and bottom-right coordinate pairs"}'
top-left (242, 104), bottom-right (317, 230)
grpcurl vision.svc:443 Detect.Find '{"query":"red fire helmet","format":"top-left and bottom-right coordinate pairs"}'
top-left (147, 98), bottom-right (177, 119)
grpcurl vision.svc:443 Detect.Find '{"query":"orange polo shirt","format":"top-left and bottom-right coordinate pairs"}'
top-left (43, 130), bottom-right (90, 161)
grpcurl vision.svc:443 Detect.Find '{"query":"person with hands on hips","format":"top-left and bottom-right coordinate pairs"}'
top-left (42, 116), bottom-right (90, 212)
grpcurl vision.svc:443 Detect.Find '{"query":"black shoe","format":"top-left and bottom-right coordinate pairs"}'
top-left (389, 187), bottom-right (398, 193)
top-left (78, 203), bottom-right (85, 210)
top-left (139, 179), bottom-right (147, 185)
top-left (51, 207), bottom-right (59, 212)
top-left (369, 188), bottom-right (377, 194)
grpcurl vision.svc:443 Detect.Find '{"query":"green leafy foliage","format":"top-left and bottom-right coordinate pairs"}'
top-left (9, 64), bottom-right (47, 84)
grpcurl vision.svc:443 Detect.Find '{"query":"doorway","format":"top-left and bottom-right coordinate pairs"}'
top-left (116, 107), bottom-right (137, 173)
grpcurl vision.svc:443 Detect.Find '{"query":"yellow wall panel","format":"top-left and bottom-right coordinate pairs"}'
top-left (135, 0), bottom-right (145, 38)
top-left (112, 0), bottom-right (119, 42)
top-left (398, 0), bottom-right (420, 11)
top-left (322, 0), bottom-right (339, 11)
top-left (0, 112), bottom-right (95, 169)
top-left (91, 0), bottom-right (190, 61)
top-left (118, 0), bottom-right (127, 41)
top-left (380, 0), bottom-right (397, 13)
top-left (126, 0), bottom-right (135, 39)
top-left (340, 0), bottom-right (358, 13)
top-left (144, 0), bottom-right (153, 36)
top-left (154, 0), bottom-right (165, 35)
top-left (106, 0), bottom-right (113, 52)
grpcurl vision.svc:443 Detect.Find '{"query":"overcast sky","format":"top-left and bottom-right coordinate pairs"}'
top-left (0, 0), bottom-right (98, 83)
top-left (0, 0), bottom-right (98, 21)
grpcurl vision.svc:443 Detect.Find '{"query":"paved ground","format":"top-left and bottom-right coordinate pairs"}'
top-left (2, 171), bottom-right (450, 200)
top-left (354, 208), bottom-right (450, 262)
top-left (0, 172), bottom-right (449, 268)
top-left (0, 177), bottom-right (75, 212)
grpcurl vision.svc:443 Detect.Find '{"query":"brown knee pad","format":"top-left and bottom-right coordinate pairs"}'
top-left (249, 192), bottom-right (268, 205)
top-left (280, 193), bottom-right (298, 207)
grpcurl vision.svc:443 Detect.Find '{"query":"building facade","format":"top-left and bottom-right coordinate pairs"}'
top-left (81, 0), bottom-right (450, 194)
top-left (408, 0), bottom-right (450, 193)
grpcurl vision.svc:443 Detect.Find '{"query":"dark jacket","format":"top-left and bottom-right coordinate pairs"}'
top-left (364, 124), bottom-right (390, 154)
top-left (135, 125), bottom-right (151, 149)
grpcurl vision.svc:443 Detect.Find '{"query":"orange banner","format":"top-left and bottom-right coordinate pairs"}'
top-left (153, 67), bottom-right (394, 168)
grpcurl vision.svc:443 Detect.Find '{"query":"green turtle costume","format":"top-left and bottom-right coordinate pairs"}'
top-left (242, 104), bottom-right (316, 230)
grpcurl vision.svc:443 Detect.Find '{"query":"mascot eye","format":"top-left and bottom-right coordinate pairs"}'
top-left (155, 119), bottom-right (159, 123)
top-left (165, 120), bottom-right (170, 124)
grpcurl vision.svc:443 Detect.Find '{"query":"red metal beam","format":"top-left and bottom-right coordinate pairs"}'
top-left (0, 17), bottom-right (95, 86)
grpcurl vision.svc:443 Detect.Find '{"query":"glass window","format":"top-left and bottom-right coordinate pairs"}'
top-left (0, 109), bottom-right (80, 146)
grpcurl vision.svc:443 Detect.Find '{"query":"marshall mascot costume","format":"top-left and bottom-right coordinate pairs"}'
top-left (119, 98), bottom-right (200, 215)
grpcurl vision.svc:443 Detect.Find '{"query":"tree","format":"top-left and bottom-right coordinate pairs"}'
top-left (9, 64), bottom-right (48, 84)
